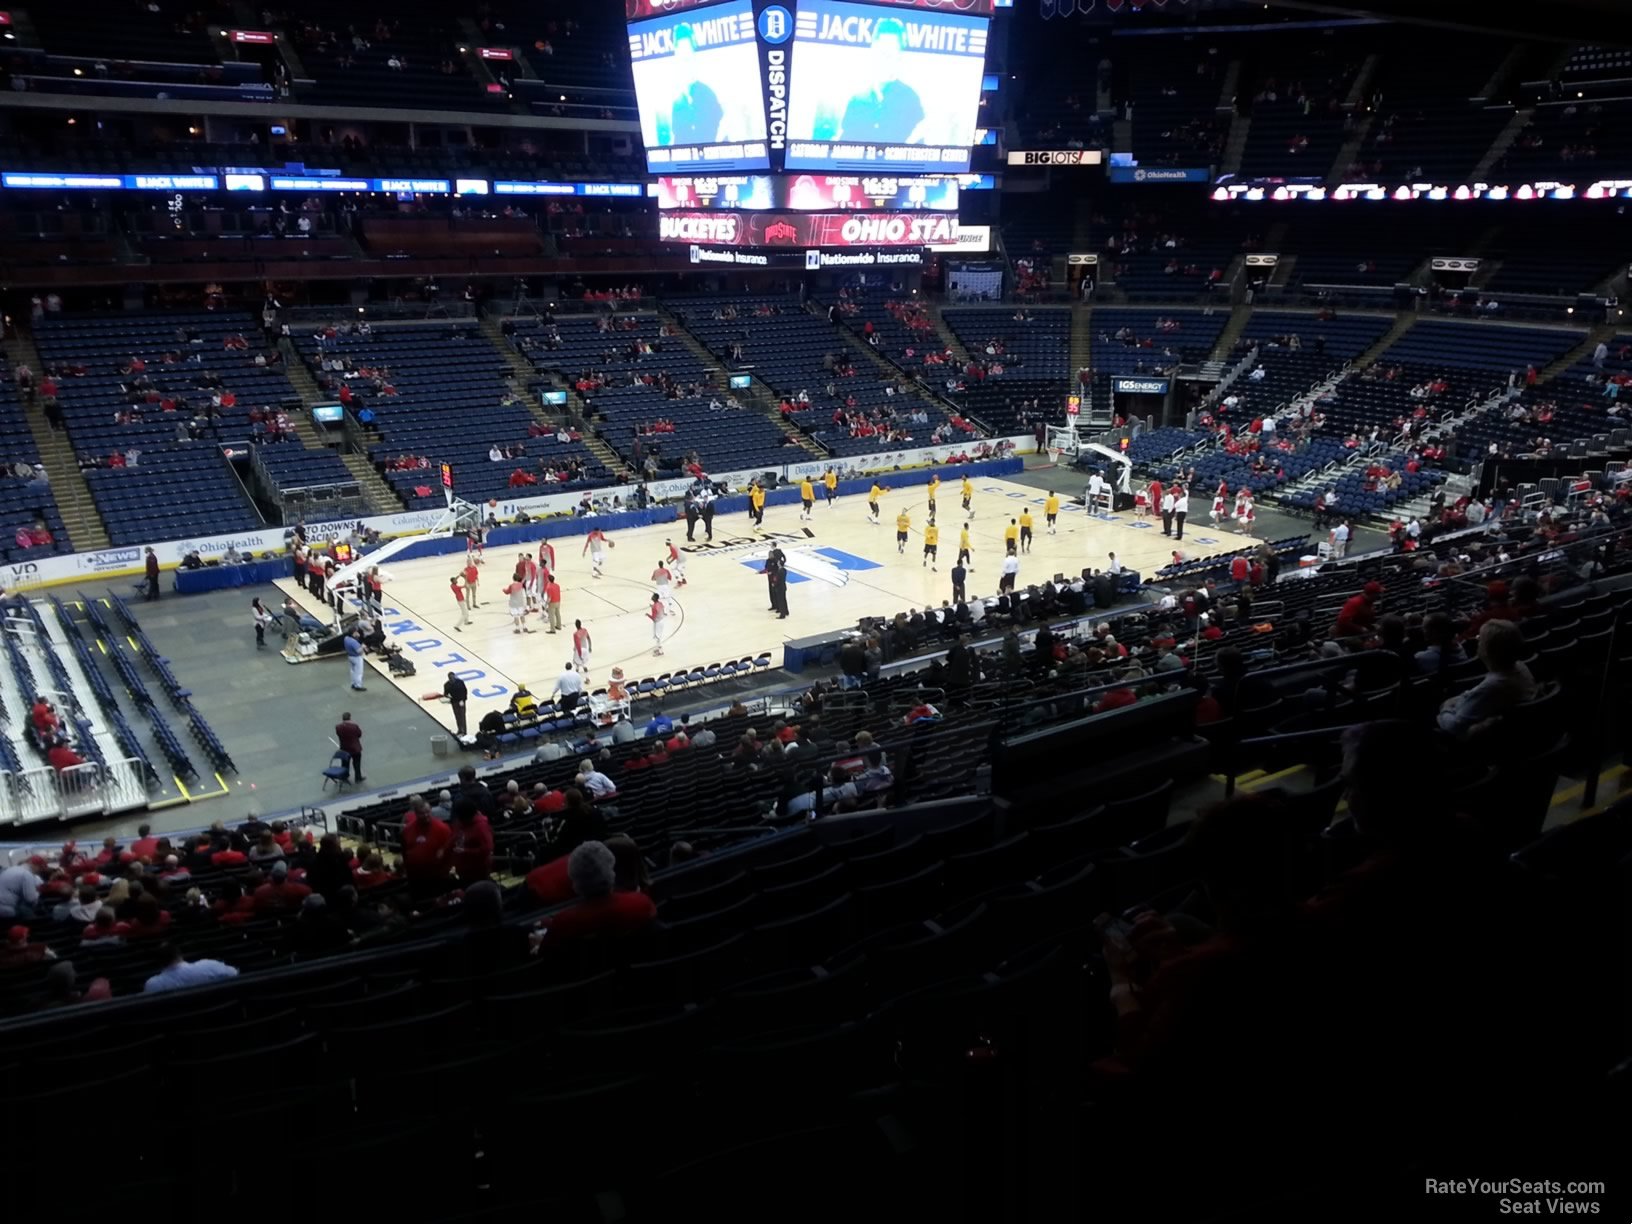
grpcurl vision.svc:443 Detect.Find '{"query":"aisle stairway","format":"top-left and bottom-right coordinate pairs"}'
top-left (5, 330), bottom-right (109, 552)
top-left (928, 304), bottom-right (977, 367)
top-left (339, 453), bottom-right (403, 516)
top-left (1352, 313), bottom-right (1417, 370)
top-left (1208, 305), bottom-right (1254, 362)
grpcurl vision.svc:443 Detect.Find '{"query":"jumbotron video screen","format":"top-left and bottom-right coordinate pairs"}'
top-left (627, 0), bottom-right (771, 173)
top-left (782, 0), bottom-right (990, 174)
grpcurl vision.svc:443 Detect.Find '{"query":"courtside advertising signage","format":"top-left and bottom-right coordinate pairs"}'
top-left (783, 0), bottom-right (990, 175)
top-left (658, 209), bottom-right (958, 247)
top-left (655, 173), bottom-right (957, 210)
top-left (629, 0), bottom-right (771, 174)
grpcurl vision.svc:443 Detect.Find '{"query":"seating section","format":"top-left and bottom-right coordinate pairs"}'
top-left (499, 0), bottom-right (640, 120)
top-left (1091, 204), bottom-right (1243, 302)
top-left (1562, 44), bottom-right (1632, 86)
top-left (1275, 451), bottom-right (1444, 518)
top-left (292, 321), bottom-right (612, 510)
top-left (1122, 41), bottom-right (1227, 170)
top-left (941, 309), bottom-right (1072, 383)
top-left (287, 5), bottom-right (503, 112)
top-left (1498, 99), bottom-right (1632, 183)
top-left (935, 304), bottom-right (1069, 437)
top-left (1090, 309), bottom-right (1229, 381)
top-left (670, 295), bottom-right (966, 458)
top-left (510, 312), bottom-right (795, 476)
top-left (31, 311), bottom-right (302, 546)
top-left (1127, 427), bottom-right (1208, 466)
top-left (1241, 311), bottom-right (1393, 364)
top-left (30, 4), bottom-right (219, 62)
top-left (1380, 321), bottom-right (1584, 374)
top-left (1236, 40), bottom-right (1365, 179)
top-left (999, 193), bottom-right (1077, 262)
top-left (1452, 333), bottom-right (1632, 460)
top-left (0, 360), bottom-right (71, 560)
top-left (1352, 34), bottom-right (1512, 183)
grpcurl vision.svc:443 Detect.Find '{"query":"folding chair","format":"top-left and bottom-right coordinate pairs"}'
top-left (322, 750), bottom-right (352, 792)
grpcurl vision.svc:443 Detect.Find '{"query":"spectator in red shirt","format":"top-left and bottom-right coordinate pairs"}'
top-left (449, 801), bottom-right (494, 883)
top-left (540, 840), bottom-right (656, 942)
top-left (30, 696), bottom-right (58, 738)
top-left (252, 861), bottom-right (313, 913)
top-left (1093, 668), bottom-right (1144, 714)
top-left (524, 854), bottom-right (575, 906)
top-left (401, 797), bottom-right (453, 895)
top-left (212, 882), bottom-right (257, 924)
top-left (123, 897), bottom-right (173, 940)
top-left (531, 783), bottom-right (567, 815)
top-left (353, 851), bottom-right (397, 891)
top-left (46, 739), bottom-right (86, 773)
top-left (1, 924), bottom-right (57, 968)
top-left (1334, 582), bottom-right (1382, 640)
top-left (81, 909), bottom-right (129, 946)
top-left (129, 823), bottom-right (159, 861)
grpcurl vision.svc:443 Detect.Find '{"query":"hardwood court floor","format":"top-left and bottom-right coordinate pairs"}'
top-left (276, 476), bottom-right (1256, 735)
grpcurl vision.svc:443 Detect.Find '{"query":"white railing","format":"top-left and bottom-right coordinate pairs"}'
top-left (0, 757), bottom-right (149, 829)
top-left (101, 758), bottom-right (149, 814)
top-left (58, 761), bottom-right (108, 821)
top-left (7, 765), bottom-right (61, 826)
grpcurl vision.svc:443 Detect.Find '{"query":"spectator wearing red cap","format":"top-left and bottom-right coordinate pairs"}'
top-left (1334, 582), bottom-right (1383, 640)
top-left (0, 924), bottom-right (56, 967)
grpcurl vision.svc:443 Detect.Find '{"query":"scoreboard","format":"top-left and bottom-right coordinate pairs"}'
top-left (654, 173), bottom-right (959, 210)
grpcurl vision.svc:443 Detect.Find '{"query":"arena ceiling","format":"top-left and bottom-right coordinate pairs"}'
top-left (1272, 0), bottom-right (1632, 46)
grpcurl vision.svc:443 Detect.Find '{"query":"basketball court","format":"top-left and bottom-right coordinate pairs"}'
top-left (274, 476), bottom-right (1258, 734)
